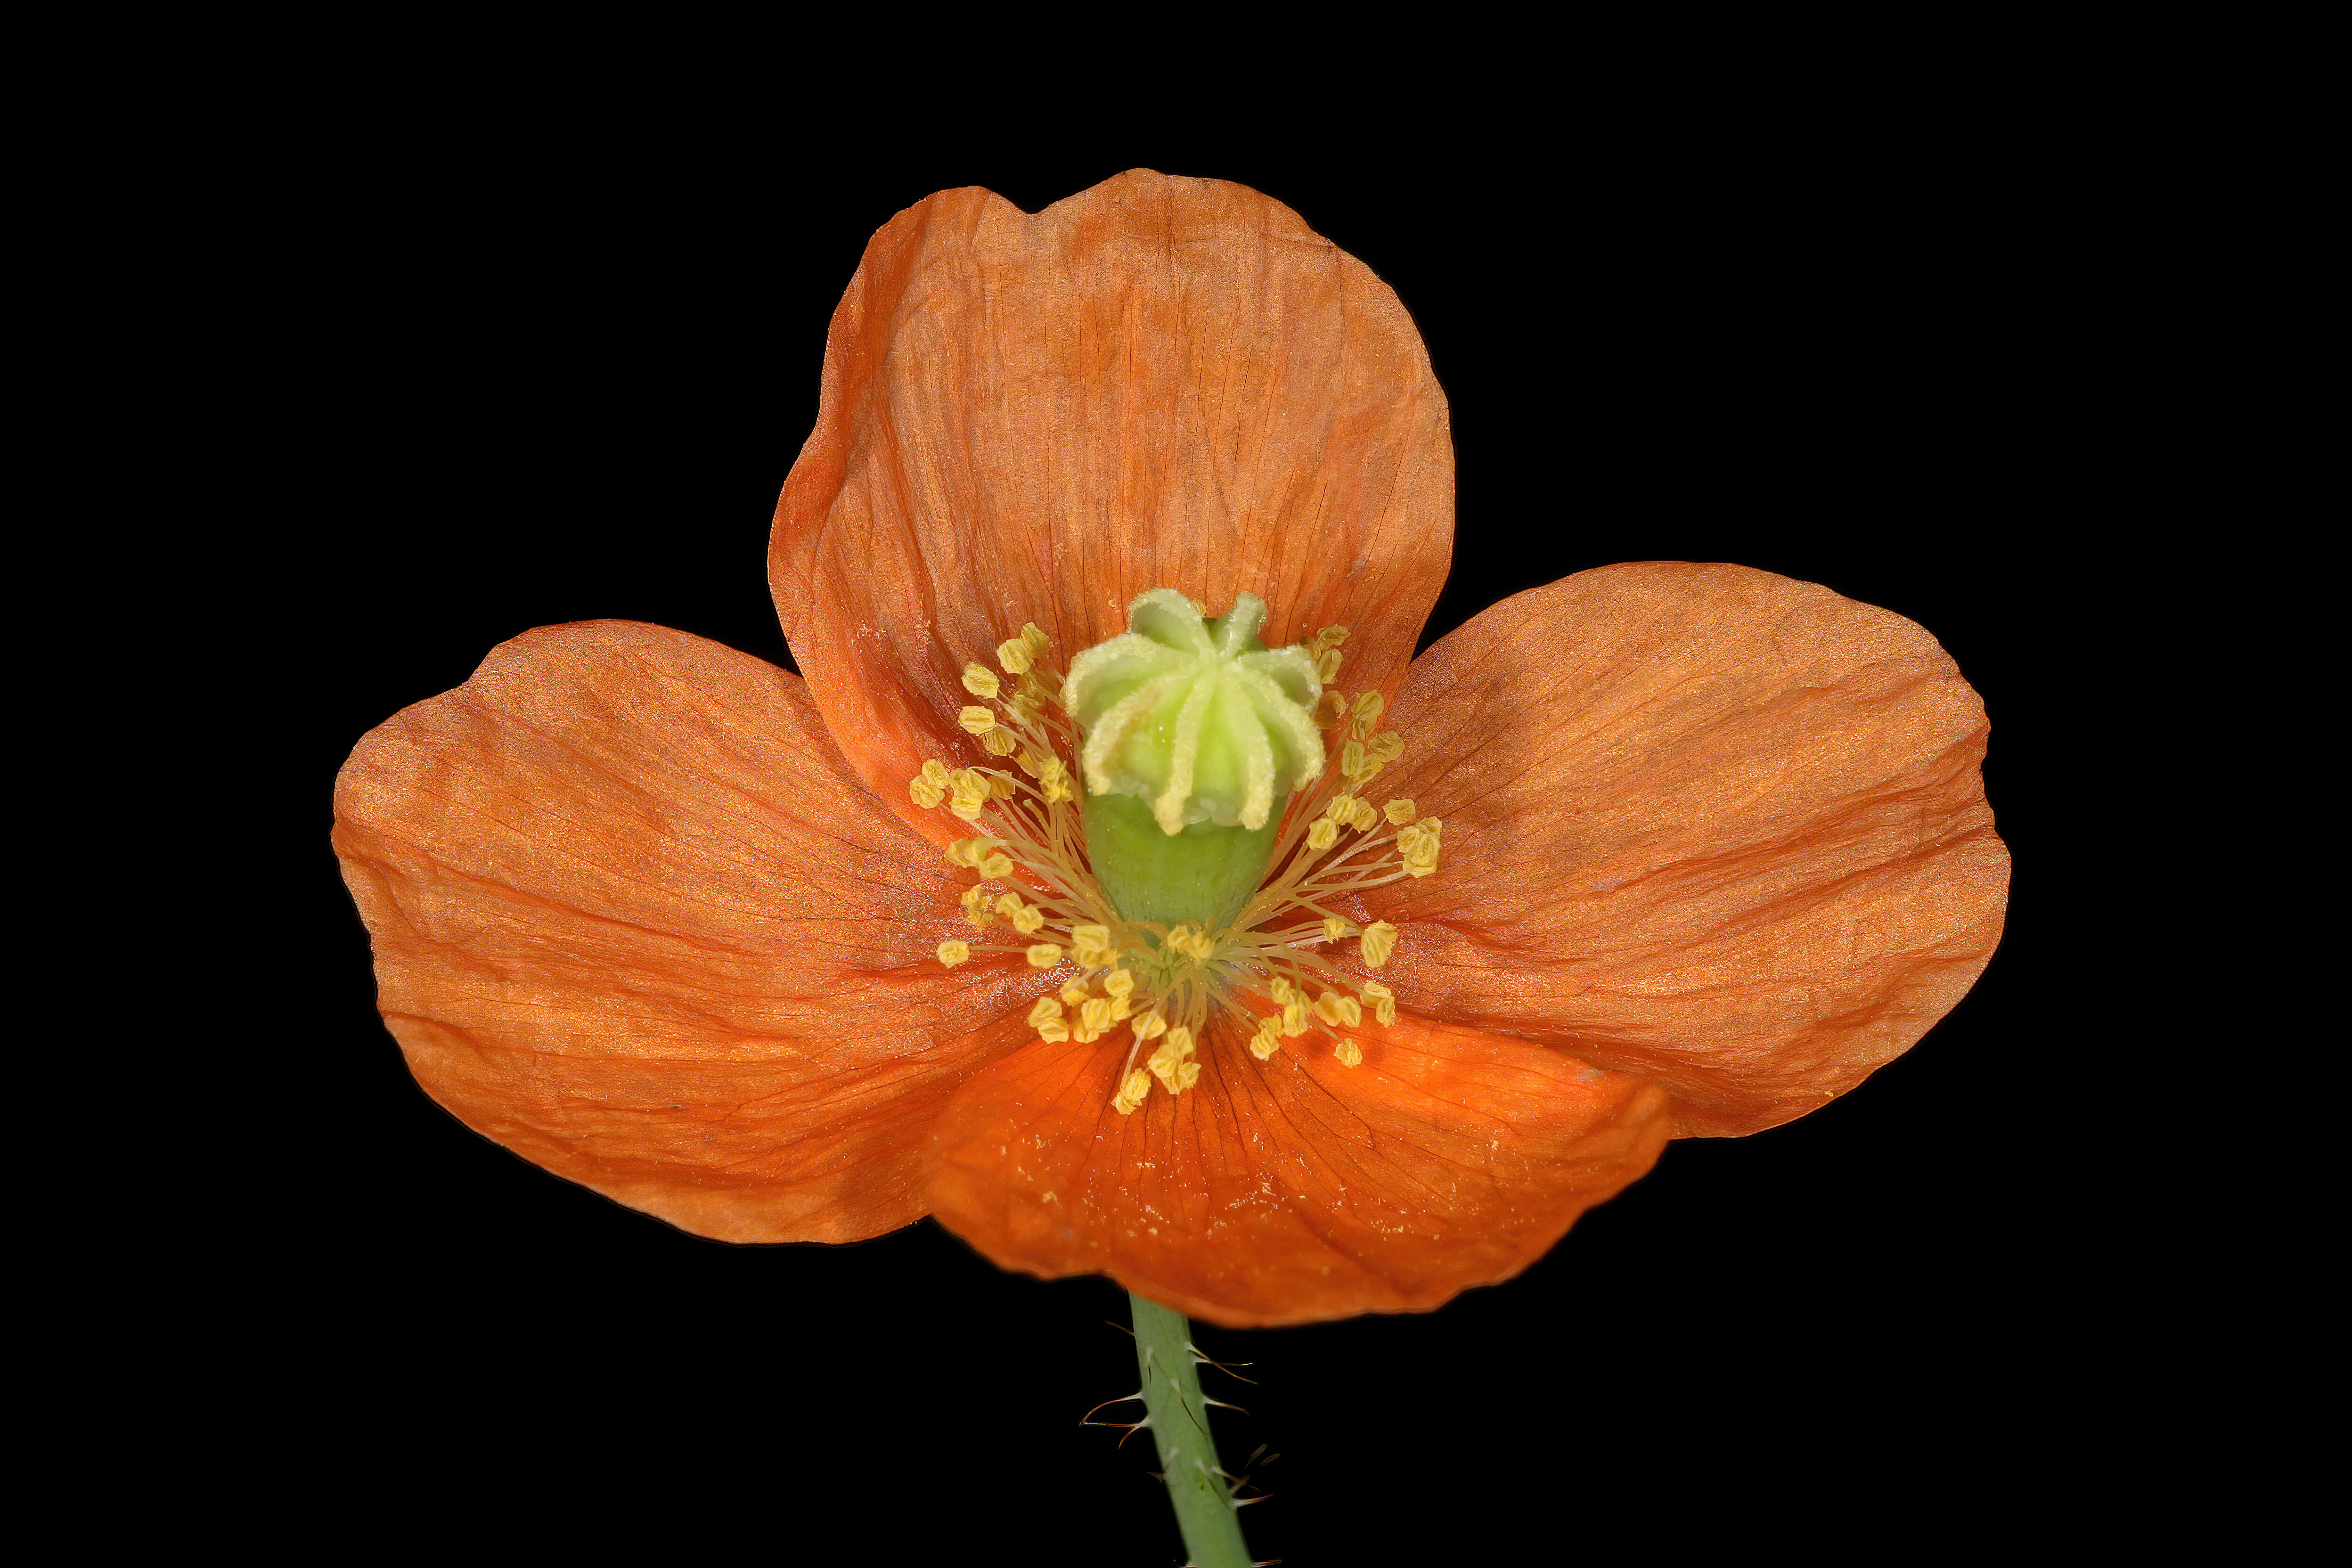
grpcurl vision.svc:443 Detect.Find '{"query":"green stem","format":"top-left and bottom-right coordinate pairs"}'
top-left (1130, 1290), bottom-right (1252, 1568)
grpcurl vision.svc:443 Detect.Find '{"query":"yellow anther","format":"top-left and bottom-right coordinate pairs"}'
top-left (1360, 920), bottom-right (1399, 967)
top-left (1399, 818), bottom-right (1443, 878)
top-left (1132, 1009), bottom-right (1168, 1042)
top-left (937, 940), bottom-right (971, 967)
top-left (1078, 996), bottom-right (1113, 1040)
top-left (1339, 739), bottom-right (1366, 780)
top-left (1347, 797), bottom-right (1381, 832)
top-left (996, 637), bottom-right (1033, 676)
top-left (1038, 757), bottom-right (1074, 803)
top-left (1025, 942), bottom-right (1063, 969)
top-left (1174, 1061), bottom-right (1201, 1090)
top-left (1307, 818), bottom-right (1339, 852)
top-left (957, 705), bottom-right (997, 736)
top-left (1248, 1019), bottom-right (1282, 1060)
top-left (979, 850), bottom-right (1015, 879)
top-left (1102, 968), bottom-right (1135, 999)
top-left (1314, 691), bottom-right (1348, 731)
top-left (1383, 798), bottom-right (1418, 826)
top-left (1370, 729), bottom-right (1405, 764)
top-left (1164, 1026), bottom-right (1195, 1061)
top-left (1323, 915), bottom-right (1354, 942)
top-left (1266, 977), bottom-right (1296, 1005)
top-left (1333, 1039), bottom-right (1364, 1068)
top-left (945, 838), bottom-right (978, 867)
top-left (1106, 995), bottom-right (1133, 1022)
top-left (961, 663), bottom-right (1001, 700)
top-left (1312, 625), bottom-right (1350, 654)
top-left (1315, 647), bottom-right (1343, 684)
top-left (1323, 792), bottom-right (1356, 823)
top-left (1015, 747), bottom-right (1047, 779)
top-left (1281, 1000), bottom-right (1309, 1037)
top-left (947, 769), bottom-right (990, 821)
top-left (994, 893), bottom-right (1023, 917)
top-left (1148, 1039), bottom-right (1182, 1083)
top-left (1350, 690), bottom-right (1386, 740)
top-left (1360, 980), bottom-right (1397, 1026)
top-left (1312, 990), bottom-right (1362, 1028)
top-left (1059, 978), bottom-right (1091, 1006)
top-left (1071, 925), bottom-right (1115, 966)
top-left (988, 773), bottom-right (1016, 800)
top-left (1029, 996), bottom-right (1070, 1040)
top-left (1021, 621), bottom-right (1051, 656)
top-left (1012, 904), bottom-right (1045, 935)
top-left (910, 769), bottom-right (946, 809)
top-left (981, 726), bottom-right (1018, 758)
top-left (1173, 928), bottom-right (1217, 963)
top-left (1112, 1069), bottom-right (1151, 1115)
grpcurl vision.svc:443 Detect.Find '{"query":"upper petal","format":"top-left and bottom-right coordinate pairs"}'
top-left (770, 170), bottom-right (1453, 840)
top-left (333, 620), bottom-right (1038, 1242)
top-left (925, 1015), bottom-right (1670, 1328)
top-left (1368, 563), bottom-right (2009, 1137)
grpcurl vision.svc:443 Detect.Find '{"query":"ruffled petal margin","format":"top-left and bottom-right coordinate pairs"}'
top-left (1370, 563), bottom-right (2009, 1138)
top-left (926, 1015), bottom-right (1670, 1328)
top-left (333, 621), bottom-right (1041, 1242)
top-left (771, 169), bottom-right (1454, 842)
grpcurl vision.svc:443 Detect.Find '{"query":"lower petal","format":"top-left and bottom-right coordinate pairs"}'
top-left (925, 1016), bottom-right (1670, 1327)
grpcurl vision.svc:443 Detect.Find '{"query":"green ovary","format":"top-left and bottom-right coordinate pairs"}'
top-left (1082, 792), bottom-right (1279, 932)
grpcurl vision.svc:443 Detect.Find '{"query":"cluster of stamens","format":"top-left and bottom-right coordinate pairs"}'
top-left (914, 612), bottom-right (1443, 1113)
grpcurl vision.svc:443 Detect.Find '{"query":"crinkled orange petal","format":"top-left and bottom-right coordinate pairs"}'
top-left (925, 1015), bottom-right (1670, 1328)
top-left (770, 169), bottom-right (1454, 840)
top-left (1369, 563), bottom-right (2009, 1138)
top-left (333, 620), bottom-right (1043, 1242)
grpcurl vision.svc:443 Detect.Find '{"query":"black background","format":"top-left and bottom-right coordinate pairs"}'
top-left (287, 139), bottom-right (2077, 1563)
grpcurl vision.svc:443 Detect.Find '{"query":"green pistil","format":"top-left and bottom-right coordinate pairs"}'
top-left (1083, 791), bottom-right (1277, 933)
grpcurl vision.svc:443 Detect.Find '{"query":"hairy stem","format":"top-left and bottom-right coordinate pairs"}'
top-left (1130, 1290), bottom-right (1251, 1568)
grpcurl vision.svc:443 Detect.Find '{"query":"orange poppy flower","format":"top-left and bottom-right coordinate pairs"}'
top-left (333, 171), bottom-right (2007, 1329)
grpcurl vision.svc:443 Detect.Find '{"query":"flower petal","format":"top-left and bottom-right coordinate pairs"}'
top-left (771, 170), bottom-right (1453, 840)
top-left (334, 620), bottom-right (1040, 1242)
top-left (925, 1017), bottom-right (1669, 1328)
top-left (1369, 563), bottom-right (2009, 1137)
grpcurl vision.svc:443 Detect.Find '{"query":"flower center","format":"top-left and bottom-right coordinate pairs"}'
top-left (913, 589), bottom-right (1441, 1113)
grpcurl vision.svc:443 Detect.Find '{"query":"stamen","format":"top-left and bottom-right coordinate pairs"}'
top-left (911, 597), bottom-right (1444, 1118)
